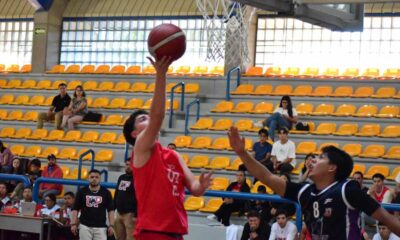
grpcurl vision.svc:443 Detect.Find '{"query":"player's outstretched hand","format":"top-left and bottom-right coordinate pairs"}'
top-left (147, 56), bottom-right (173, 75)
top-left (228, 126), bottom-right (246, 155)
top-left (199, 170), bottom-right (213, 190)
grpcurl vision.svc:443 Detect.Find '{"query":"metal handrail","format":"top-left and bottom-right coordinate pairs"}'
top-left (100, 169), bottom-right (109, 182)
top-left (0, 173), bottom-right (31, 187)
top-left (77, 149), bottom-right (95, 180)
top-left (184, 98), bottom-right (200, 135)
top-left (169, 82), bottom-right (185, 128)
top-left (226, 66), bottom-right (241, 100)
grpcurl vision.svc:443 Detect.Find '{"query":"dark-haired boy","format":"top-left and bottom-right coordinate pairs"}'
top-left (369, 173), bottom-right (393, 204)
top-left (228, 126), bottom-right (400, 239)
top-left (241, 210), bottom-right (271, 240)
top-left (251, 128), bottom-right (273, 173)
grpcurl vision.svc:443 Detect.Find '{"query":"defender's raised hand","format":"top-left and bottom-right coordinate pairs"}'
top-left (228, 126), bottom-right (246, 155)
top-left (147, 56), bottom-right (173, 75)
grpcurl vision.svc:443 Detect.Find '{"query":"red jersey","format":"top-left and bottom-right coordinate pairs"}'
top-left (374, 186), bottom-right (389, 203)
top-left (132, 142), bottom-right (188, 236)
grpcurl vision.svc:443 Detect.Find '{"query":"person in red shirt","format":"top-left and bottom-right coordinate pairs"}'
top-left (39, 154), bottom-right (63, 199)
top-left (123, 56), bottom-right (213, 240)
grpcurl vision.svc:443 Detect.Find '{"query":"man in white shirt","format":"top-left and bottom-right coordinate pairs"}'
top-left (271, 128), bottom-right (296, 174)
top-left (269, 210), bottom-right (297, 240)
top-left (372, 222), bottom-right (400, 240)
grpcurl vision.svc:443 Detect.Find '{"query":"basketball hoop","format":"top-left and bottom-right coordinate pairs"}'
top-left (196, 0), bottom-right (254, 67)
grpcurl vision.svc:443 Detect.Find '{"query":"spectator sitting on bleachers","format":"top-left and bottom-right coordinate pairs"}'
top-left (27, 158), bottom-right (42, 184)
top-left (0, 182), bottom-right (11, 211)
top-left (0, 140), bottom-right (13, 173)
top-left (353, 171), bottom-right (369, 193)
top-left (259, 95), bottom-right (298, 141)
top-left (271, 128), bottom-right (296, 174)
top-left (251, 129), bottom-right (273, 175)
top-left (249, 185), bottom-right (274, 224)
top-left (369, 173), bottom-right (393, 204)
top-left (370, 222), bottom-right (400, 240)
top-left (269, 209), bottom-right (297, 240)
top-left (298, 153), bottom-right (314, 183)
top-left (40, 193), bottom-right (61, 217)
top-left (167, 142), bottom-right (177, 150)
top-left (241, 210), bottom-right (271, 240)
top-left (39, 154), bottom-right (63, 199)
top-left (14, 187), bottom-right (35, 213)
top-left (37, 83), bottom-right (71, 130)
top-left (61, 85), bottom-right (88, 130)
top-left (207, 170), bottom-right (251, 226)
top-left (269, 174), bottom-right (296, 220)
top-left (7, 157), bottom-right (25, 199)
top-left (59, 191), bottom-right (77, 240)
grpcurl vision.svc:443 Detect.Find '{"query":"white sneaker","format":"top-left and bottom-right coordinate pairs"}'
top-left (207, 214), bottom-right (217, 221)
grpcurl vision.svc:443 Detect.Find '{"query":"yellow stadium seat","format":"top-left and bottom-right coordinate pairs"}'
top-left (142, 66), bottom-right (156, 74)
top-left (208, 137), bottom-right (230, 150)
top-left (69, 148), bottom-right (93, 161)
top-left (364, 165), bottom-right (390, 179)
top-left (111, 134), bottom-right (125, 144)
top-left (76, 131), bottom-right (100, 143)
top-left (119, 116), bottom-right (129, 126)
top-left (0, 127), bottom-right (16, 138)
top-left (231, 102), bottom-right (254, 113)
top-left (105, 98), bottom-right (126, 109)
top-left (387, 167), bottom-right (400, 181)
top-left (111, 82), bottom-right (131, 92)
top-left (17, 79), bottom-right (36, 89)
top-left (40, 96), bottom-right (54, 106)
top-left (48, 80), bottom-right (67, 90)
top-left (188, 136), bottom-right (212, 149)
top-left (251, 181), bottom-right (273, 194)
top-left (191, 66), bottom-right (208, 75)
top-left (32, 80), bottom-right (51, 90)
top-left (359, 68), bottom-right (379, 79)
top-left (181, 154), bottom-right (189, 165)
top-left (231, 84), bottom-right (254, 95)
top-left (60, 166), bottom-right (70, 178)
top-left (251, 84), bottom-right (273, 95)
top-left (92, 97), bottom-right (110, 108)
top-left (60, 130), bottom-right (82, 142)
top-left (42, 130), bottom-right (64, 141)
top-left (10, 128), bottom-right (32, 139)
top-left (3, 79), bottom-right (21, 89)
top-left (235, 119), bottom-right (253, 131)
top-left (342, 143), bottom-right (362, 157)
top-left (314, 142), bottom-right (339, 154)
top-left (339, 68), bottom-right (359, 79)
top-left (9, 145), bottom-right (25, 156)
top-left (249, 102), bottom-right (274, 114)
top-left (331, 104), bottom-right (356, 117)
top-left (142, 83), bottom-right (155, 93)
top-left (371, 87), bottom-right (396, 98)
top-left (20, 111), bottom-right (38, 122)
top-left (57, 147), bottom-right (78, 159)
top-left (264, 67), bottom-right (281, 77)
top-left (309, 104), bottom-right (335, 116)
top-left (20, 65), bottom-right (32, 73)
top-left (99, 114), bottom-right (123, 126)
top-left (82, 80), bottom-right (98, 91)
top-left (64, 65), bottom-right (80, 74)
top-left (47, 65), bottom-right (65, 74)
top-left (295, 103), bottom-right (314, 115)
top-left (210, 177), bottom-right (230, 191)
top-left (26, 96), bottom-right (45, 106)
top-left (4, 64), bottom-right (20, 73)
top-left (174, 66), bottom-right (191, 75)
top-left (281, 67), bottom-right (300, 77)
top-left (378, 125), bottom-right (400, 138)
top-left (205, 156), bottom-right (230, 169)
top-left (208, 66), bottom-right (224, 76)
top-left (375, 105), bottom-right (399, 118)
top-left (309, 86), bottom-right (333, 97)
top-left (354, 124), bottom-right (380, 137)
top-left (0, 64), bottom-right (4, 72)
top-left (68, 167), bottom-right (89, 179)
top-left (4, 110), bottom-right (23, 121)
top-left (166, 99), bottom-right (179, 111)
top-left (211, 101), bottom-right (234, 113)
top-left (0, 94), bottom-right (14, 104)
top-left (351, 86), bottom-right (374, 98)
top-left (296, 141), bottom-right (317, 154)
top-left (174, 135), bottom-right (192, 148)
top-left (123, 98), bottom-right (144, 109)
top-left (394, 90), bottom-right (400, 99)
top-left (94, 65), bottom-right (110, 74)
top-left (358, 145), bottom-right (385, 158)
top-left (382, 146), bottom-right (400, 160)
top-left (191, 118), bottom-right (214, 130)
top-left (37, 146), bottom-right (59, 158)
top-left (226, 158), bottom-right (243, 171)
top-left (129, 82), bottom-right (147, 92)
top-left (330, 86), bottom-right (353, 97)
top-left (165, 83), bottom-right (178, 93)
top-left (290, 85), bottom-right (313, 96)
top-left (125, 65), bottom-right (141, 74)
top-left (10, 95), bottom-right (29, 105)
top-left (184, 196), bottom-right (204, 211)
top-left (318, 67), bottom-right (339, 78)
top-left (351, 164), bottom-right (366, 176)
top-left (94, 81), bottom-right (115, 91)
top-left (187, 155), bottom-right (209, 168)
top-left (79, 65), bottom-right (95, 74)
top-left (352, 105), bottom-right (378, 117)
top-left (292, 162), bottom-right (304, 175)
top-left (95, 149), bottom-right (114, 162)
top-left (0, 79), bottom-right (6, 88)
top-left (243, 66), bottom-right (263, 76)
top-left (299, 67), bottom-right (319, 78)
top-left (0, 109), bottom-right (7, 120)
top-left (26, 129), bottom-right (48, 140)
top-left (109, 65), bottom-right (126, 74)
top-left (20, 145), bottom-right (42, 157)
top-left (270, 85), bottom-right (293, 95)
top-left (66, 80), bottom-right (82, 90)
top-left (199, 198), bottom-right (223, 213)
top-left (311, 123), bottom-right (336, 135)
top-left (333, 123), bottom-right (358, 136)
top-left (378, 68), bottom-right (399, 80)
top-left (290, 122), bottom-right (315, 134)
top-left (93, 132), bottom-right (117, 144)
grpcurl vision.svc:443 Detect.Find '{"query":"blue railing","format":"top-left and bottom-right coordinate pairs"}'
top-left (0, 173), bottom-right (30, 187)
top-left (169, 82), bottom-right (185, 128)
top-left (184, 98), bottom-right (200, 135)
top-left (77, 149), bottom-right (95, 180)
top-left (100, 169), bottom-right (109, 182)
top-left (226, 67), bottom-right (241, 100)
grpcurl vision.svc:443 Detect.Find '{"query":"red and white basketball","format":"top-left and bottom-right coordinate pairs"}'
top-left (147, 23), bottom-right (186, 61)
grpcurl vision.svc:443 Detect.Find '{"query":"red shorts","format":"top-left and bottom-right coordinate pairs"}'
top-left (135, 231), bottom-right (183, 240)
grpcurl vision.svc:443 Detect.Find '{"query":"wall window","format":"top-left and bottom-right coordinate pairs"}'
top-left (60, 18), bottom-right (219, 67)
top-left (0, 20), bottom-right (33, 65)
top-left (256, 16), bottom-right (400, 69)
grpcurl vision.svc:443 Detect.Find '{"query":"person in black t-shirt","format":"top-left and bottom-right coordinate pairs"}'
top-left (37, 83), bottom-right (71, 129)
top-left (241, 210), bottom-right (271, 240)
top-left (228, 126), bottom-right (400, 239)
top-left (71, 169), bottom-right (115, 240)
top-left (353, 171), bottom-right (369, 194)
top-left (114, 161), bottom-right (137, 240)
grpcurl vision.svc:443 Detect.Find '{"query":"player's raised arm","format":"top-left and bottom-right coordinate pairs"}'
top-left (228, 126), bottom-right (287, 196)
top-left (133, 56), bottom-right (172, 167)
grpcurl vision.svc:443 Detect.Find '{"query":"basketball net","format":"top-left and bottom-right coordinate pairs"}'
top-left (196, 0), bottom-right (254, 67)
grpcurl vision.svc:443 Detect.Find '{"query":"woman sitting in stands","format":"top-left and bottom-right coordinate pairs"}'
top-left (0, 140), bottom-right (13, 173)
top-left (260, 95), bottom-right (298, 141)
top-left (7, 157), bottom-right (25, 199)
top-left (61, 85), bottom-right (88, 130)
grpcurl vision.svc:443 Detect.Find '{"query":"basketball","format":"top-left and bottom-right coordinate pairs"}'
top-left (147, 23), bottom-right (186, 61)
